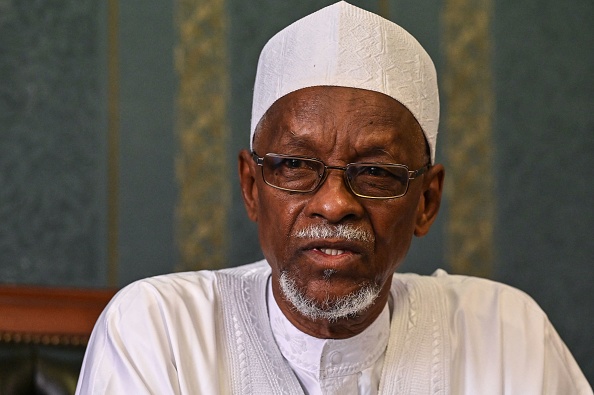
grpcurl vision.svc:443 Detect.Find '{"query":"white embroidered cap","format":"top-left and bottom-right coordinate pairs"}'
top-left (250, 1), bottom-right (440, 163)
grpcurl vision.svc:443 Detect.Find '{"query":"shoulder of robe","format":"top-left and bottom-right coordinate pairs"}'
top-left (393, 269), bottom-right (548, 322)
top-left (102, 259), bottom-right (271, 320)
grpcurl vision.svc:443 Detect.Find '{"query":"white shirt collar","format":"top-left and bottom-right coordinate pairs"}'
top-left (267, 280), bottom-right (390, 379)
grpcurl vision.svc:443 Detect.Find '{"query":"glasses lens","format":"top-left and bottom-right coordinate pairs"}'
top-left (347, 164), bottom-right (408, 197)
top-left (263, 155), bottom-right (322, 192)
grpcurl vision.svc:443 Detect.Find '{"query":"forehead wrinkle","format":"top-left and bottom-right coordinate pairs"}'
top-left (348, 123), bottom-right (425, 165)
top-left (353, 145), bottom-right (399, 162)
top-left (275, 134), bottom-right (320, 154)
top-left (290, 91), bottom-right (336, 124)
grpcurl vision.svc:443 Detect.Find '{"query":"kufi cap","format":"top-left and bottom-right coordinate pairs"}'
top-left (251, 1), bottom-right (439, 163)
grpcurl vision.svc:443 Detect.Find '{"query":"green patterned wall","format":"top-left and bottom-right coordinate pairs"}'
top-left (493, 0), bottom-right (594, 382)
top-left (0, 1), bottom-right (178, 287)
top-left (0, 1), bottom-right (107, 286)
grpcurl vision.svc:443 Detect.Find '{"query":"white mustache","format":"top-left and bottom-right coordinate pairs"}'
top-left (292, 224), bottom-right (375, 243)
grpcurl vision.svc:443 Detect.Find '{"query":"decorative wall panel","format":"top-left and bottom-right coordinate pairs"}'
top-left (493, 0), bottom-right (594, 383)
top-left (443, 0), bottom-right (495, 277)
top-left (0, 1), bottom-right (104, 286)
top-left (175, 0), bottom-right (230, 271)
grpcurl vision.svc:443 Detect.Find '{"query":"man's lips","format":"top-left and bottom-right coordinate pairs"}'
top-left (316, 248), bottom-right (347, 256)
top-left (293, 238), bottom-right (374, 274)
top-left (299, 239), bottom-right (369, 257)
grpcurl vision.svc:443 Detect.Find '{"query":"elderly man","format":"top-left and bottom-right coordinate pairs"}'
top-left (76, 2), bottom-right (591, 394)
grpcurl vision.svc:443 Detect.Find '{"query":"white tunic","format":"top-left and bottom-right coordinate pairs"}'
top-left (76, 260), bottom-right (592, 394)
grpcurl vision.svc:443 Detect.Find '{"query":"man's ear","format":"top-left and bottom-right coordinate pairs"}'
top-left (238, 149), bottom-right (259, 222)
top-left (414, 164), bottom-right (445, 237)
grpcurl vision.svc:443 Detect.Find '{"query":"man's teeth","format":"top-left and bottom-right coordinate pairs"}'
top-left (319, 248), bottom-right (345, 256)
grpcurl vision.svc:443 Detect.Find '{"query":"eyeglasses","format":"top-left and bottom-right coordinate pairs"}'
top-left (252, 152), bottom-right (430, 199)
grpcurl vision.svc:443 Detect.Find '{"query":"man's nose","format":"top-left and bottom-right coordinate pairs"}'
top-left (303, 169), bottom-right (364, 223)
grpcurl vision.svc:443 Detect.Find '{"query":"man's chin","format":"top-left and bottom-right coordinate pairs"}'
top-left (278, 271), bottom-right (380, 322)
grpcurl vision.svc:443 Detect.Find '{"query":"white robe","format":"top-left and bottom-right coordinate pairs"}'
top-left (76, 260), bottom-right (592, 394)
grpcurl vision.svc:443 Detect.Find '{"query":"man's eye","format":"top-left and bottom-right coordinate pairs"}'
top-left (355, 166), bottom-right (407, 184)
top-left (285, 159), bottom-right (304, 168)
top-left (364, 166), bottom-right (390, 177)
top-left (282, 158), bottom-right (311, 169)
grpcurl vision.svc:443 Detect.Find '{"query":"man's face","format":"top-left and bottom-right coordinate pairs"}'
top-left (241, 86), bottom-right (441, 333)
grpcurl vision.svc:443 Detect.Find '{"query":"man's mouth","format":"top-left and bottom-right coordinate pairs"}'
top-left (317, 248), bottom-right (347, 256)
top-left (300, 239), bottom-right (366, 258)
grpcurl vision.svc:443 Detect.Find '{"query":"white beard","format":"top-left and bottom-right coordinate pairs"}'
top-left (279, 271), bottom-right (380, 322)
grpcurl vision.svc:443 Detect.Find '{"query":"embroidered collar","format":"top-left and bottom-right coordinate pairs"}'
top-left (268, 280), bottom-right (390, 379)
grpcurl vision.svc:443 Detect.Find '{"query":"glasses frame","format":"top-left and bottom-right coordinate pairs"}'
top-left (252, 151), bottom-right (430, 199)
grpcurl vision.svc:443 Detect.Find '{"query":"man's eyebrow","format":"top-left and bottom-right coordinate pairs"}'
top-left (355, 146), bottom-right (398, 160)
top-left (355, 143), bottom-right (391, 154)
top-left (278, 134), bottom-right (317, 152)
